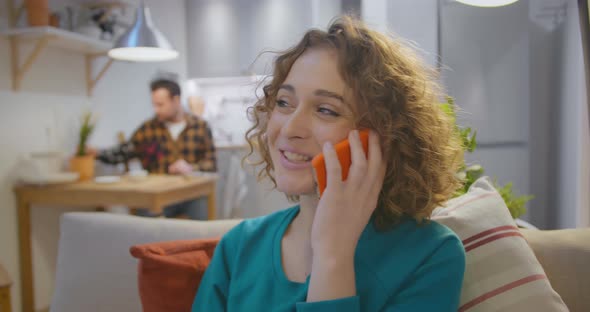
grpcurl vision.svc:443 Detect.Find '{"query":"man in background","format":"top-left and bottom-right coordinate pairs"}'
top-left (92, 78), bottom-right (217, 219)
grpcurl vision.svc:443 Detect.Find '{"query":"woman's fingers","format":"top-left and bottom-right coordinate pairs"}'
top-left (365, 131), bottom-right (386, 198)
top-left (369, 160), bottom-right (387, 200)
top-left (323, 141), bottom-right (343, 189)
top-left (366, 130), bottom-right (384, 180)
top-left (322, 130), bottom-right (385, 206)
top-left (348, 130), bottom-right (368, 185)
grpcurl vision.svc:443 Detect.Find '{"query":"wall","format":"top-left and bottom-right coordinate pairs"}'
top-left (528, 0), bottom-right (563, 229)
top-left (553, 0), bottom-right (590, 228)
top-left (362, 0), bottom-right (438, 66)
top-left (0, 0), bottom-right (188, 310)
top-left (312, 0), bottom-right (343, 28)
top-left (503, 0), bottom-right (590, 229)
top-left (440, 0), bottom-right (532, 209)
top-left (186, 0), bottom-right (342, 77)
top-left (361, 0), bottom-right (388, 33)
top-left (386, 0), bottom-right (439, 67)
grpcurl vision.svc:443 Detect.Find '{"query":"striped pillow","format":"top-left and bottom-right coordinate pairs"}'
top-left (432, 177), bottom-right (568, 312)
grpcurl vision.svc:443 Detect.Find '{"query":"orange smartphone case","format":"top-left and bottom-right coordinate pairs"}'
top-left (311, 130), bottom-right (370, 197)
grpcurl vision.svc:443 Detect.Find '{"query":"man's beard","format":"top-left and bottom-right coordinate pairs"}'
top-left (158, 115), bottom-right (173, 122)
top-left (158, 111), bottom-right (181, 122)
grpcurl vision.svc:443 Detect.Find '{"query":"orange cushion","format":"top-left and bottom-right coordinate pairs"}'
top-left (129, 238), bottom-right (220, 312)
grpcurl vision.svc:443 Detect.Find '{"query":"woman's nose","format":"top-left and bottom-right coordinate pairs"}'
top-left (281, 106), bottom-right (312, 139)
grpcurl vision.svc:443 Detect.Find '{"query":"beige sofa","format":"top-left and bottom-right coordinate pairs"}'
top-left (49, 213), bottom-right (589, 312)
top-left (520, 229), bottom-right (590, 312)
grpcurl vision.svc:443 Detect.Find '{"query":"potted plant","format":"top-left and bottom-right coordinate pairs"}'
top-left (441, 97), bottom-right (533, 219)
top-left (70, 112), bottom-right (96, 181)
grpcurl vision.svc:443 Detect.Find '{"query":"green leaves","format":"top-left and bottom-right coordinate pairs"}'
top-left (76, 111), bottom-right (96, 157)
top-left (460, 127), bottom-right (477, 153)
top-left (440, 97), bottom-right (456, 121)
top-left (442, 97), bottom-right (532, 219)
top-left (495, 181), bottom-right (534, 221)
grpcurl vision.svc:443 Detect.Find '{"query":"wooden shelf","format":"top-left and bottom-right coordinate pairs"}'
top-left (217, 144), bottom-right (249, 151)
top-left (80, 0), bottom-right (133, 9)
top-left (1, 27), bottom-right (112, 54)
top-left (1, 27), bottom-right (114, 96)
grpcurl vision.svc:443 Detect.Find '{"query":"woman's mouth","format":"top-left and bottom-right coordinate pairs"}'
top-left (282, 150), bottom-right (312, 163)
top-left (279, 149), bottom-right (313, 170)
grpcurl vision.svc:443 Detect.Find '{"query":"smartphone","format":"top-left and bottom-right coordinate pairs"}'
top-left (311, 129), bottom-right (370, 197)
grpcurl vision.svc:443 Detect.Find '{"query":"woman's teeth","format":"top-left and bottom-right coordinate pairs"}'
top-left (284, 151), bottom-right (311, 162)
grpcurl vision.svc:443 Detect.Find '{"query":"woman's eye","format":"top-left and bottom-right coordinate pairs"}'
top-left (276, 99), bottom-right (289, 107)
top-left (318, 107), bottom-right (340, 117)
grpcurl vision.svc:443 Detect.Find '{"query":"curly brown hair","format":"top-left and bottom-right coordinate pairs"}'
top-left (245, 16), bottom-right (463, 230)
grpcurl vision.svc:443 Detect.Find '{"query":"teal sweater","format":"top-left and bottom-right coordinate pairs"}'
top-left (192, 206), bottom-right (465, 311)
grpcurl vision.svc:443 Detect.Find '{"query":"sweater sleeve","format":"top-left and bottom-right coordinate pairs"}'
top-left (96, 125), bottom-right (143, 165)
top-left (192, 120), bottom-right (217, 172)
top-left (296, 296), bottom-right (360, 312)
top-left (382, 236), bottom-right (466, 312)
top-left (293, 237), bottom-right (464, 312)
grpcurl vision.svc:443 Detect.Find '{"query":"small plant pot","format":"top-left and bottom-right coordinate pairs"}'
top-left (70, 155), bottom-right (95, 181)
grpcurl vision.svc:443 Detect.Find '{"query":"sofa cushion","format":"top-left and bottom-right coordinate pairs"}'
top-left (51, 212), bottom-right (241, 312)
top-left (521, 228), bottom-right (590, 312)
top-left (130, 238), bottom-right (220, 312)
top-left (432, 177), bottom-right (568, 312)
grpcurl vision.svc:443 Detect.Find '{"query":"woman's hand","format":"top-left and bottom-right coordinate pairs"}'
top-left (306, 129), bottom-right (386, 302)
top-left (310, 129), bottom-right (386, 258)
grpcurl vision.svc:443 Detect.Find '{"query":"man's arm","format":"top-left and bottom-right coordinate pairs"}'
top-left (193, 121), bottom-right (217, 172)
top-left (95, 141), bottom-right (137, 165)
top-left (96, 127), bottom-right (144, 165)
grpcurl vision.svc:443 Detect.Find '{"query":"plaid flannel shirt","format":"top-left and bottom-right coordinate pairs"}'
top-left (97, 114), bottom-right (217, 173)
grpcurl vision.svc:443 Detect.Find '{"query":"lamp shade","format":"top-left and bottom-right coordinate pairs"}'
top-left (455, 0), bottom-right (519, 7)
top-left (108, 3), bottom-right (178, 62)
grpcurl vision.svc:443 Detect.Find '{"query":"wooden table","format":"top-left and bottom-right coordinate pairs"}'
top-left (0, 262), bottom-right (12, 312)
top-left (13, 174), bottom-right (217, 312)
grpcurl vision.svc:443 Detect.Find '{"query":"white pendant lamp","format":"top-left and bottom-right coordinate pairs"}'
top-left (455, 0), bottom-right (519, 8)
top-left (108, 1), bottom-right (178, 62)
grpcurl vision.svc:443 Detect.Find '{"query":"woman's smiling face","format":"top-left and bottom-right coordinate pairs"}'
top-left (267, 48), bottom-right (356, 196)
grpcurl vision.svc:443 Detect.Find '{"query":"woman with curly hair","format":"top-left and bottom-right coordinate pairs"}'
top-left (193, 16), bottom-right (465, 312)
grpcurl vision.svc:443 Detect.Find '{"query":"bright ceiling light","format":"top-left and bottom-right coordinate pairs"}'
top-left (108, 1), bottom-right (178, 62)
top-left (455, 0), bottom-right (519, 8)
